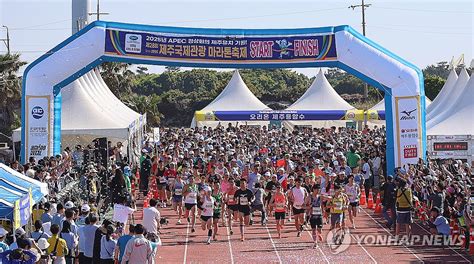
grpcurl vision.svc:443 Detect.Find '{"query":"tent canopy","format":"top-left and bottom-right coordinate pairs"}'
top-left (426, 69), bottom-right (458, 113)
top-left (287, 69), bottom-right (354, 111)
top-left (202, 70), bottom-right (269, 111)
top-left (0, 163), bottom-right (48, 203)
top-left (284, 69), bottom-right (353, 129)
top-left (427, 68), bottom-right (470, 128)
top-left (428, 73), bottom-right (474, 135)
top-left (13, 69), bottom-right (144, 142)
top-left (193, 70), bottom-right (270, 127)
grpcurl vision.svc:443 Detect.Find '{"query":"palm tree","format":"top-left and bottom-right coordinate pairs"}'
top-left (0, 53), bottom-right (27, 133)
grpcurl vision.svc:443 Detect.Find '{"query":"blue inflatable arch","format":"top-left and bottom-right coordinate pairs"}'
top-left (21, 21), bottom-right (426, 174)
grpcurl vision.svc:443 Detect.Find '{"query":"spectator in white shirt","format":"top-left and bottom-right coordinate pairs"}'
top-left (142, 199), bottom-right (161, 234)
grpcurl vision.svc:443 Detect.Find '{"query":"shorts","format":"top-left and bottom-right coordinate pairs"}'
top-left (396, 211), bottom-right (412, 224)
top-left (275, 211), bottom-right (286, 220)
top-left (201, 215), bottom-right (212, 222)
top-left (251, 204), bottom-right (264, 213)
top-left (292, 207), bottom-right (305, 215)
top-left (172, 195), bottom-right (183, 203)
top-left (213, 212), bottom-right (221, 219)
top-left (228, 204), bottom-right (239, 212)
top-left (310, 215), bottom-right (323, 229)
top-left (239, 206), bottom-right (251, 216)
top-left (349, 202), bottom-right (359, 207)
top-left (330, 213), bottom-right (343, 226)
top-left (185, 203), bottom-right (196, 210)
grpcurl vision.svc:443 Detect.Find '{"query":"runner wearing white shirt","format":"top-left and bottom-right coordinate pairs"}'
top-left (142, 199), bottom-right (161, 234)
top-left (289, 177), bottom-right (308, 237)
top-left (199, 186), bottom-right (215, 244)
top-left (344, 175), bottom-right (360, 229)
top-left (183, 176), bottom-right (199, 233)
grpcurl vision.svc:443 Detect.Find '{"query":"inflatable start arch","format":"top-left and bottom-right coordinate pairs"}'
top-left (21, 21), bottom-right (426, 173)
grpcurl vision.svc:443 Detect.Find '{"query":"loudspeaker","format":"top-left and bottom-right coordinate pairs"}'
top-left (93, 137), bottom-right (108, 167)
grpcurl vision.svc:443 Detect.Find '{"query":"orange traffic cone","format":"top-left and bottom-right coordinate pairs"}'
top-left (366, 190), bottom-right (374, 209)
top-left (360, 187), bottom-right (366, 206)
top-left (374, 193), bottom-right (382, 214)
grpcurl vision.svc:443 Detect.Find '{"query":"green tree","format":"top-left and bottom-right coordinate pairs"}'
top-left (0, 53), bottom-right (27, 133)
top-left (424, 75), bottom-right (445, 100)
top-left (100, 62), bottom-right (135, 98)
top-left (123, 94), bottom-right (163, 127)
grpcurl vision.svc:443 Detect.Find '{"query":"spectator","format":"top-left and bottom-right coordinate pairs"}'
top-left (121, 224), bottom-right (153, 264)
top-left (60, 221), bottom-right (77, 264)
top-left (429, 207), bottom-right (450, 237)
top-left (80, 214), bottom-right (99, 263)
top-left (31, 220), bottom-right (51, 242)
top-left (47, 224), bottom-right (68, 264)
top-left (100, 225), bottom-right (117, 264)
top-left (143, 199), bottom-right (161, 235)
top-left (380, 175), bottom-right (396, 229)
top-left (52, 203), bottom-right (65, 227)
top-left (115, 225), bottom-right (135, 264)
top-left (395, 178), bottom-right (413, 237)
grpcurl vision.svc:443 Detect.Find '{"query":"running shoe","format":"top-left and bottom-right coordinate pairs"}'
top-left (297, 231), bottom-right (301, 237)
top-left (191, 228), bottom-right (195, 233)
top-left (177, 219), bottom-right (181, 225)
top-left (230, 230), bottom-right (234, 235)
top-left (207, 237), bottom-right (211, 244)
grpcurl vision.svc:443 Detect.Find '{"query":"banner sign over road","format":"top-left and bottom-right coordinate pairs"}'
top-left (194, 110), bottom-right (383, 122)
top-left (105, 29), bottom-right (337, 64)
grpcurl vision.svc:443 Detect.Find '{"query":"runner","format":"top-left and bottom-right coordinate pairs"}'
top-left (183, 176), bottom-right (198, 233)
top-left (171, 173), bottom-right (185, 224)
top-left (306, 184), bottom-right (325, 248)
top-left (211, 181), bottom-right (223, 241)
top-left (269, 183), bottom-right (286, 238)
top-left (344, 174), bottom-right (360, 229)
top-left (289, 177), bottom-right (308, 237)
top-left (328, 184), bottom-right (345, 244)
top-left (200, 186), bottom-right (215, 244)
top-left (225, 178), bottom-right (239, 235)
top-left (156, 160), bottom-right (167, 208)
top-left (234, 178), bottom-right (254, 241)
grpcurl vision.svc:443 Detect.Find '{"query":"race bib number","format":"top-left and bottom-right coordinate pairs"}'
top-left (335, 201), bottom-right (343, 210)
top-left (228, 194), bottom-right (234, 201)
top-left (240, 197), bottom-right (248, 206)
top-left (312, 207), bottom-right (322, 215)
top-left (175, 188), bottom-right (182, 195)
top-left (275, 202), bottom-right (285, 210)
top-left (159, 177), bottom-right (167, 183)
top-left (188, 193), bottom-right (197, 200)
top-left (294, 204), bottom-right (303, 209)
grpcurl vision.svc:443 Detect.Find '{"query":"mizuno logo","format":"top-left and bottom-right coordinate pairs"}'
top-left (400, 109), bottom-right (416, 120)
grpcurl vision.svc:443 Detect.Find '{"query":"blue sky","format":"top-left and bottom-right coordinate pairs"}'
top-left (0, 0), bottom-right (472, 77)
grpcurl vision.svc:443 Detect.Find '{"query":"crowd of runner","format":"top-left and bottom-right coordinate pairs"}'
top-left (0, 125), bottom-right (472, 263)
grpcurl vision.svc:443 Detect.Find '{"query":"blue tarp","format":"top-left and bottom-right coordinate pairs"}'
top-left (0, 187), bottom-right (23, 220)
top-left (0, 166), bottom-right (44, 203)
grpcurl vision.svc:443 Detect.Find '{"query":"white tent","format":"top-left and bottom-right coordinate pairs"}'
top-left (428, 72), bottom-right (473, 135)
top-left (13, 70), bottom-right (144, 146)
top-left (192, 70), bottom-right (271, 128)
top-left (426, 69), bottom-right (458, 114)
top-left (284, 70), bottom-right (354, 128)
top-left (427, 68), bottom-right (470, 128)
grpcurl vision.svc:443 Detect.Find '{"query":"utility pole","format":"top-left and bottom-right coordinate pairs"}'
top-left (89, 0), bottom-right (109, 21)
top-left (1, 25), bottom-right (10, 54)
top-left (349, 0), bottom-right (371, 103)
